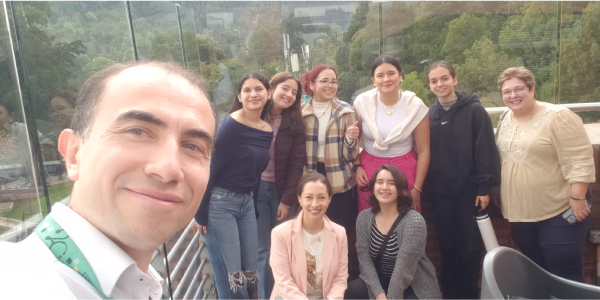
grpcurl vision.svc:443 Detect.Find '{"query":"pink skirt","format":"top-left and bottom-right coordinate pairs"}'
top-left (357, 150), bottom-right (418, 212)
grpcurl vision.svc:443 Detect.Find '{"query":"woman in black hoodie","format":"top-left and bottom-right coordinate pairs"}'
top-left (423, 61), bottom-right (501, 299)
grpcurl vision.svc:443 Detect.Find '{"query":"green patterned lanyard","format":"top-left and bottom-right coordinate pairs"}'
top-left (35, 215), bottom-right (114, 300)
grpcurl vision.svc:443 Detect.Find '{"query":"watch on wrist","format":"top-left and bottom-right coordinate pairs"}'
top-left (352, 164), bottom-right (362, 173)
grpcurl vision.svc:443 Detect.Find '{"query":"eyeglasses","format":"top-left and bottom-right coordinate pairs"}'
top-left (47, 105), bottom-right (71, 116)
top-left (313, 79), bottom-right (339, 87)
top-left (501, 86), bottom-right (527, 97)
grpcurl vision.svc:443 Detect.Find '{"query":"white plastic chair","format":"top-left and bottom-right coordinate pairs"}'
top-left (481, 246), bottom-right (600, 299)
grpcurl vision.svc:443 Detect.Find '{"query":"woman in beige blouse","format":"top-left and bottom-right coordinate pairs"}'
top-left (496, 67), bottom-right (595, 282)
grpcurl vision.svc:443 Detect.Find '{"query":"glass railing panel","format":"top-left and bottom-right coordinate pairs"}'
top-left (381, 1), bottom-right (560, 110)
top-left (557, 1), bottom-right (600, 123)
top-left (177, 4), bottom-right (202, 72)
top-left (8, 1), bottom-right (134, 222)
top-left (0, 2), bottom-right (43, 242)
top-left (129, 1), bottom-right (184, 64)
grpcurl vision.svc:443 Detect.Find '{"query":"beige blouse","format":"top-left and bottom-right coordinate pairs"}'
top-left (496, 102), bottom-right (595, 222)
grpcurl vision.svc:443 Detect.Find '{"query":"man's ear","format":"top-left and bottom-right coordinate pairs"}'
top-left (58, 129), bottom-right (81, 181)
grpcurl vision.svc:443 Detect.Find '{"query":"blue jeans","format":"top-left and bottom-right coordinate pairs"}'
top-left (203, 187), bottom-right (259, 299)
top-left (256, 180), bottom-right (281, 299)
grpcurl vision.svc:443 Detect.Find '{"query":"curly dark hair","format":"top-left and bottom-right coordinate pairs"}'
top-left (368, 164), bottom-right (412, 216)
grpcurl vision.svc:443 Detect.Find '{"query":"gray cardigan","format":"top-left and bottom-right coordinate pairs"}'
top-left (356, 209), bottom-right (442, 299)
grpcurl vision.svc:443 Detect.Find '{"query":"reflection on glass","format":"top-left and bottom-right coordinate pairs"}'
top-left (10, 1), bottom-right (134, 218)
top-left (0, 3), bottom-right (42, 241)
top-left (129, 1), bottom-right (184, 63)
top-left (178, 5), bottom-right (202, 72)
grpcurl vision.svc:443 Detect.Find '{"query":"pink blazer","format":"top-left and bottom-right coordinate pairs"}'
top-left (270, 211), bottom-right (349, 300)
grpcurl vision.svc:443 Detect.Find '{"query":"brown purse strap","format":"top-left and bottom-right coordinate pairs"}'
top-left (495, 109), bottom-right (510, 141)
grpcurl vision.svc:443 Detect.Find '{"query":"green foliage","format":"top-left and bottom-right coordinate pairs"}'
top-left (455, 36), bottom-right (523, 96)
top-left (337, 71), bottom-right (361, 102)
top-left (401, 71), bottom-right (431, 106)
top-left (559, 2), bottom-right (600, 104)
top-left (249, 27), bottom-right (284, 66)
top-left (81, 56), bottom-right (116, 77)
top-left (443, 14), bottom-right (489, 64)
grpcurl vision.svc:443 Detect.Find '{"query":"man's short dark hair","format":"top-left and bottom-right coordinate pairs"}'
top-left (72, 61), bottom-right (216, 140)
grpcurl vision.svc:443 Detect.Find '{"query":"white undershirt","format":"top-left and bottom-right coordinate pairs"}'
top-left (303, 229), bottom-right (324, 300)
top-left (357, 92), bottom-right (414, 157)
top-left (312, 100), bottom-right (332, 159)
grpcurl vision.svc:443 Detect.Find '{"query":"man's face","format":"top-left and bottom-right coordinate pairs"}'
top-left (63, 66), bottom-right (215, 251)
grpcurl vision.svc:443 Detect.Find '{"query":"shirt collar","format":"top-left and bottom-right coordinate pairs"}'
top-left (49, 203), bottom-right (163, 298)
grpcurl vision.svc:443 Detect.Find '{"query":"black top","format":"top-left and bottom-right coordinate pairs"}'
top-left (424, 92), bottom-right (501, 197)
top-left (369, 218), bottom-right (399, 278)
top-left (195, 115), bottom-right (273, 225)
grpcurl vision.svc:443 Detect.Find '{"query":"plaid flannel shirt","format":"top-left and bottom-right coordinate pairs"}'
top-left (302, 98), bottom-right (359, 194)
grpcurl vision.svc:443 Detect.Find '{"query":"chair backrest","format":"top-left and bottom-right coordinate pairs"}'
top-left (481, 246), bottom-right (600, 299)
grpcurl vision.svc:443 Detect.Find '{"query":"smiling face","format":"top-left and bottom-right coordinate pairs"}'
top-left (372, 63), bottom-right (402, 94)
top-left (428, 66), bottom-right (457, 101)
top-left (272, 78), bottom-right (299, 111)
top-left (60, 66), bottom-right (216, 252)
top-left (310, 68), bottom-right (337, 102)
top-left (238, 78), bottom-right (269, 112)
top-left (501, 77), bottom-right (536, 113)
top-left (49, 96), bottom-right (75, 129)
top-left (374, 170), bottom-right (398, 206)
top-left (299, 181), bottom-right (331, 222)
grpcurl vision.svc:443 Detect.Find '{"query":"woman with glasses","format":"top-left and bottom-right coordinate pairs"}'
top-left (496, 67), bottom-right (594, 282)
top-left (353, 56), bottom-right (430, 213)
top-left (255, 72), bottom-right (306, 300)
top-left (345, 165), bottom-right (441, 300)
top-left (424, 61), bottom-right (500, 299)
top-left (300, 64), bottom-right (359, 233)
top-left (195, 72), bottom-right (273, 299)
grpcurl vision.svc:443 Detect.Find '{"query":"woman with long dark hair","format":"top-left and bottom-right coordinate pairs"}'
top-left (424, 61), bottom-right (500, 299)
top-left (255, 72), bottom-right (306, 299)
top-left (195, 72), bottom-right (273, 299)
top-left (353, 55), bottom-right (430, 213)
top-left (346, 165), bottom-right (441, 299)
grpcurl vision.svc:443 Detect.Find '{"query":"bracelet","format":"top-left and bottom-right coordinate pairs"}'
top-left (352, 164), bottom-right (362, 173)
top-left (413, 184), bottom-right (422, 193)
top-left (570, 196), bottom-right (586, 201)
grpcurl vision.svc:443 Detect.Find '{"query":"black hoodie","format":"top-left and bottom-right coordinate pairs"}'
top-left (424, 92), bottom-right (501, 197)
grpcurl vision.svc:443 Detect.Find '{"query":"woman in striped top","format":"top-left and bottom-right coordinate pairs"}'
top-left (345, 165), bottom-right (441, 299)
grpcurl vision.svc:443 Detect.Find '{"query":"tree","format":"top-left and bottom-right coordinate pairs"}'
top-left (455, 36), bottom-right (523, 96)
top-left (401, 71), bottom-right (431, 106)
top-left (442, 14), bottom-right (488, 64)
top-left (559, 2), bottom-right (600, 104)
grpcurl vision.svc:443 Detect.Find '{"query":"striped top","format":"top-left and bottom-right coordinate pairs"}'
top-left (369, 218), bottom-right (399, 277)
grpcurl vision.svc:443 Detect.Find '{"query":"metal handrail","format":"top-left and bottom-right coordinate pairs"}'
top-left (173, 248), bottom-right (203, 299)
top-left (183, 257), bottom-right (208, 300)
top-left (196, 274), bottom-right (210, 300)
top-left (168, 219), bottom-right (196, 262)
top-left (485, 102), bottom-right (600, 116)
top-left (169, 231), bottom-right (200, 281)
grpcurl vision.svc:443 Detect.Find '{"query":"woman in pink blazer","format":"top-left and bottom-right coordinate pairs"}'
top-left (270, 172), bottom-right (349, 300)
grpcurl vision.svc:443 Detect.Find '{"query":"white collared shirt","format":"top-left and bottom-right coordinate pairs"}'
top-left (0, 203), bottom-right (163, 300)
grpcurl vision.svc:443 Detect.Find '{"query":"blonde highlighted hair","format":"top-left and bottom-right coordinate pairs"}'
top-left (497, 67), bottom-right (537, 99)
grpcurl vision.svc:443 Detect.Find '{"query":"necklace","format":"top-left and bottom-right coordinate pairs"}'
top-left (241, 113), bottom-right (261, 129)
top-left (315, 100), bottom-right (332, 119)
top-left (380, 93), bottom-right (401, 116)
